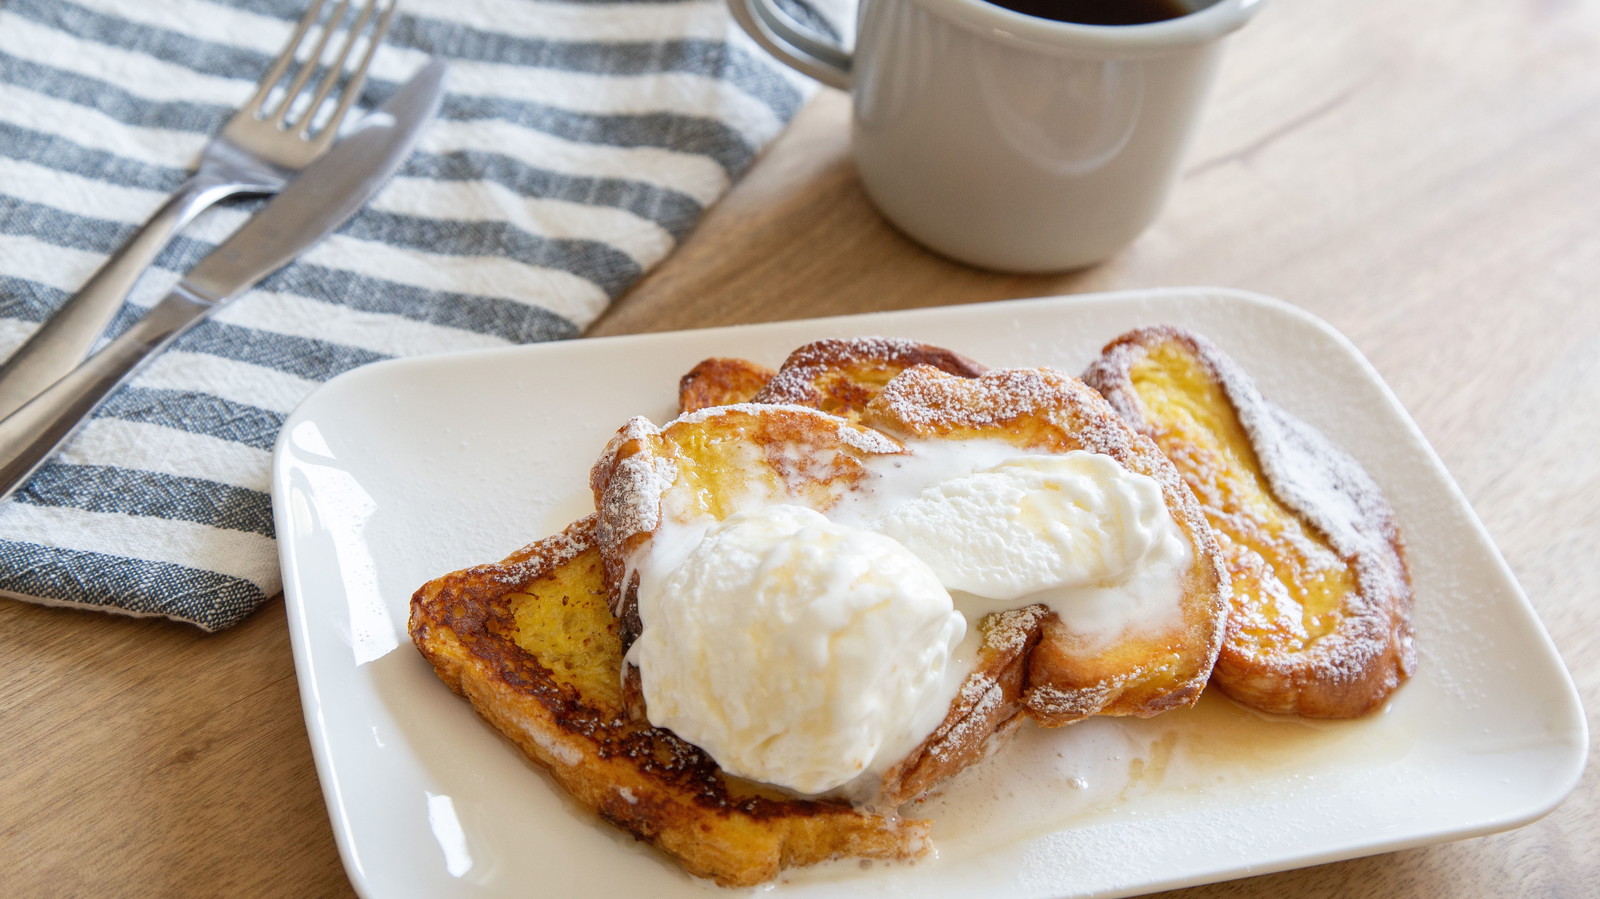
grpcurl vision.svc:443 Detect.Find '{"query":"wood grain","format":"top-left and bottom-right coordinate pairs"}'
top-left (3, 0), bottom-right (1596, 894)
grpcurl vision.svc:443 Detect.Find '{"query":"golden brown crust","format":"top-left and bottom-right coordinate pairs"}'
top-left (750, 337), bottom-right (988, 421)
top-left (678, 357), bottom-right (776, 412)
top-left (1081, 325), bottom-right (1415, 718)
top-left (860, 366), bottom-right (1230, 726)
top-left (407, 516), bottom-right (929, 887)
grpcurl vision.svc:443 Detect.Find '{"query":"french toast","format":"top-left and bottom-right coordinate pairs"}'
top-left (676, 336), bottom-right (987, 420)
top-left (1082, 325), bottom-right (1414, 718)
top-left (678, 357), bottom-right (775, 412)
top-left (592, 366), bottom-right (1229, 735)
top-left (408, 516), bottom-right (934, 887)
top-left (749, 337), bottom-right (988, 420)
top-left (407, 333), bottom-right (1359, 887)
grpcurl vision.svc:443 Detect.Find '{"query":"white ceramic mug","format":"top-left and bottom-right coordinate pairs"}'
top-left (730, 0), bottom-right (1263, 272)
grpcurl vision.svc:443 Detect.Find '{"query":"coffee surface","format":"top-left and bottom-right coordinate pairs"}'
top-left (983, 0), bottom-right (1191, 25)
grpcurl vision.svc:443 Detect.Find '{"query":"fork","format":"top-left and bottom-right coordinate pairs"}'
top-left (0, 0), bottom-right (397, 421)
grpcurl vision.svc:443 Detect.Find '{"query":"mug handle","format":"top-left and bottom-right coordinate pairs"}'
top-left (727, 0), bottom-right (854, 90)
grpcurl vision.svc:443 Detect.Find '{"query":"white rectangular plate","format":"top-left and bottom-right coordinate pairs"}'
top-left (273, 288), bottom-right (1586, 898)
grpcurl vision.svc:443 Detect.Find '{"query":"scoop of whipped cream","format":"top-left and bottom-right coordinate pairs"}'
top-left (868, 450), bottom-right (1192, 634)
top-left (632, 504), bottom-right (967, 796)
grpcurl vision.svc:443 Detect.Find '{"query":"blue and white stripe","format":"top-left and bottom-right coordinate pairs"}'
top-left (0, 0), bottom-right (823, 629)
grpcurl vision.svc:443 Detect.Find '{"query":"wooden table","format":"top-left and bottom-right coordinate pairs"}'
top-left (3, 0), bottom-right (1596, 894)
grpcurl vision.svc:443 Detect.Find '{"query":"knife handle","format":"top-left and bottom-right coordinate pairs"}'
top-left (0, 174), bottom-right (249, 423)
top-left (0, 289), bottom-right (213, 504)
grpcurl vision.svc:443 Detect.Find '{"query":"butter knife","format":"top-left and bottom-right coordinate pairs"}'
top-left (0, 59), bottom-right (447, 504)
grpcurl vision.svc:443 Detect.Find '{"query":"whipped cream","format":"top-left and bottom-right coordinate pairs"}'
top-left (626, 431), bottom-right (1192, 797)
top-left (632, 505), bottom-right (968, 795)
top-left (865, 451), bottom-right (1192, 642)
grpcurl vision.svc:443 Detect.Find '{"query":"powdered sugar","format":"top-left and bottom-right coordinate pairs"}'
top-left (923, 674), bottom-right (1006, 766)
top-left (590, 417), bottom-right (674, 569)
top-left (1024, 679), bottom-right (1123, 721)
top-left (490, 515), bottom-right (597, 585)
top-left (611, 452), bottom-right (674, 541)
top-left (982, 605), bottom-right (1049, 655)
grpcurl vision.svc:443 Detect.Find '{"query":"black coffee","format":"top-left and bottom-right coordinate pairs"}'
top-left (983, 0), bottom-right (1191, 25)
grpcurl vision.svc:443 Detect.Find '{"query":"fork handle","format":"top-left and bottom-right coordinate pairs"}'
top-left (0, 172), bottom-right (251, 422)
top-left (0, 288), bottom-right (214, 504)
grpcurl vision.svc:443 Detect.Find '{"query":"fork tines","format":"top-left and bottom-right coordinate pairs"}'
top-left (251, 0), bottom-right (398, 142)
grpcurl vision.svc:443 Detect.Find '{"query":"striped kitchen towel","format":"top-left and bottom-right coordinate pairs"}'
top-left (0, 0), bottom-right (838, 630)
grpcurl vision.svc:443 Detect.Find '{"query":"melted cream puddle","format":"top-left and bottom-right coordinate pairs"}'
top-left (909, 690), bottom-right (1414, 856)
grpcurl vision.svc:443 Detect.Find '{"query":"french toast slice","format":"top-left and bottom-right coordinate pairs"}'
top-left (858, 366), bottom-right (1230, 726)
top-left (1081, 325), bottom-right (1414, 718)
top-left (674, 336), bottom-right (986, 420)
top-left (678, 357), bottom-right (776, 412)
top-left (749, 337), bottom-right (988, 421)
top-left (407, 515), bottom-right (934, 887)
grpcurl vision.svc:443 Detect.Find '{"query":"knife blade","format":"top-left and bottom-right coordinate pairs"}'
top-left (0, 59), bottom-right (448, 503)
